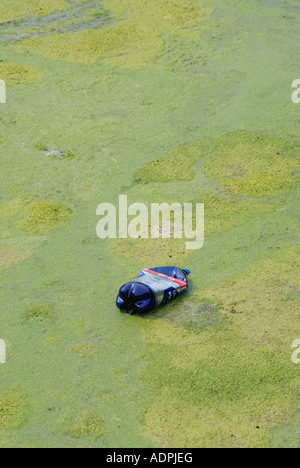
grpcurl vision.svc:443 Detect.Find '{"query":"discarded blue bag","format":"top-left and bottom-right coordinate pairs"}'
top-left (116, 266), bottom-right (190, 315)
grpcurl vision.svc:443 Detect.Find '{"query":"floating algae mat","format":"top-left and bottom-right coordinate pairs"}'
top-left (0, 63), bottom-right (43, 85)
top-left (0, 0), bottom-right (299, 448)
top-left (19, 202), bottom-right (73, 235)
top-left (12, 0), bottom-right (211, 68)
top-left (0, 0), bottom-right (71, 23)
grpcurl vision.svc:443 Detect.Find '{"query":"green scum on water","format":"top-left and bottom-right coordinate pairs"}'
top-left (0, 0), bottom-right (299, 448)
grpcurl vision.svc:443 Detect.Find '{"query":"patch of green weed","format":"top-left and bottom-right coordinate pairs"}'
top-left (69, 342), bottom-right (97, 359)
top-left (0, 393), bottom-right (28, 429)
top-left (135, 145), bottom-right (200, 183)
top-left (203, 131), bottom-right (299, 197)
top-left (22, 304), bottom-right (57, 321)
top-left (203, 194), bottom-right (278, 235)
top-left (1, 0), bottom-right (71, 22)
top-left (0, 63), bottom-right (43, 85)
top-left (19, 202), bottom-right (72, 235)
top-left (68, 410), bottom-right (105, 438)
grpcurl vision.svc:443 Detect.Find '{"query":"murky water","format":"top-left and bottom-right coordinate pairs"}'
top-left (0, 0), bottom-right (299, 448)
top-left (0, 0), bottom-right (112, 43)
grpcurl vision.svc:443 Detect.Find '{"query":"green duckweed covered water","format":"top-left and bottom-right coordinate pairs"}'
top-left (0, 0), bottom-right (299, 448)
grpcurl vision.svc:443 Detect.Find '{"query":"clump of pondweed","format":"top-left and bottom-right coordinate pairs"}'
top-left (135, 145), bottom-right (200, 183)
top-left (69, 342), bottom-right (97, 359)
top-left (203, 131), bottom-right (300, 197)
top-left (14, 23), bottom-right (162, 68)
top-left (20, 201), bottom-right (72, 235)
top-left (22, 305), bottom-right (57, 322)
top-left (1, 0), bottom-right (70, 22)
top-left (0, 393), bottom-right (28, 429)
top-left (68, 410), bottom-right (105, 439)
top-left (0, 63), bottom-right (43, 85)
top-left (201, 194), bottom-right (277, 236)
top-left (43, 336), bottom-right (63, 347)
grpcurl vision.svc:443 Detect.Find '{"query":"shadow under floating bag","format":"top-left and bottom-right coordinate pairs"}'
top-left (116, 266), bottom-right (190, 315)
